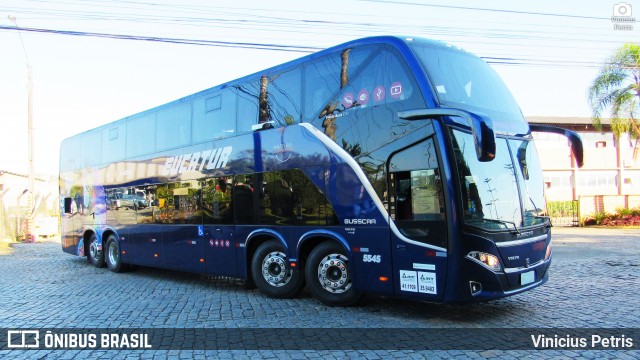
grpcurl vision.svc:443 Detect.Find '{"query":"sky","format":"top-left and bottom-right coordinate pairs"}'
top-left (0, 0), bottom-right (638, 176)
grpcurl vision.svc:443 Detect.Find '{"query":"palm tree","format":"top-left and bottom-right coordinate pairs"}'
top-left (588, 43), bottom-right (640, 139)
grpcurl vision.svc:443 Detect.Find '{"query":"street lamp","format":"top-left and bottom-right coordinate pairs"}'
top-left (8, 15), bottom-right (35, 243)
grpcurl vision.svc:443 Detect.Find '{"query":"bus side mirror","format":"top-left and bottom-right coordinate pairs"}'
top-left (529, 124), bottom-right (584, 168)
top-left (399, 108), bottom-right (496, 162)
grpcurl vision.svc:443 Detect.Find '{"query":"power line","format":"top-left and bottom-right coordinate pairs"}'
top-left (2, 7), bottom-right (631, 51)
top-left (0, 25), bottom-right (322, 52)
top-left (2, 1), bottom-right (634, 69)
top-left (360, 0), bottom-right (635, 22)
top-left (3, 1), bottom-right (631, 43)
top-left (0, 24), bottom-right (614, 69)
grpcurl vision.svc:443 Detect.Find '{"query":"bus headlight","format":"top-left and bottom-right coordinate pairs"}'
top-left (466, 251), bottom-right (502, 272)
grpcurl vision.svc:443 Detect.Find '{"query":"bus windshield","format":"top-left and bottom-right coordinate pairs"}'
top-left (451, 129), bottom-right (547, 231)
top-left (411, 43), bottom-right (523, 122)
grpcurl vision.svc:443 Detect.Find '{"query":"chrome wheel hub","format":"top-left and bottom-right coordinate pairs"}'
top-left (89, 241), bottom-right (100, 260)
top-left (108, 242), bottom-right (119, 265)
top-left (262, 251), bottom-right (290, 287)
top-left (317, 253), bottom-right (351, 293)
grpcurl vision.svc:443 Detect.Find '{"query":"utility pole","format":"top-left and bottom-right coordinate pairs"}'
top-left (8, 15), bottom-right (35, 243)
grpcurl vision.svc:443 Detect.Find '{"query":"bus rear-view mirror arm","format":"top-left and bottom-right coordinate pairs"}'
top-left (398, 108), bottom-right (496, 162)
top-left (529, 124), bottom-right (584, 168)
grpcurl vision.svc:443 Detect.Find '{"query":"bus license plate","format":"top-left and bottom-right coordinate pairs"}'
top-left (521, 271), bottom-right (535, 285)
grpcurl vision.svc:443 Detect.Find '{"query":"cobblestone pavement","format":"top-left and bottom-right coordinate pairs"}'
top-left (0, 227), bottom-right (638, 359)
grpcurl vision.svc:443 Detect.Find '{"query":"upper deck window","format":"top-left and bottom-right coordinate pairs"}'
top-left (304, 44), bottom-right (417, 126)
top-left (126, 114), bottom-right (156, 158)
top-left (193, 89), bottom-right (237, 142)
top-left (265, 68), bottom-right (302, 126)
top-left (411, 44), bottom-right (523, 123)
top-left (157, 103), bottom-right (191, 151)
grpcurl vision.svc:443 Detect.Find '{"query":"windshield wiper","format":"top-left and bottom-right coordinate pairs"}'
top-left (481, 218), bottom-right (520, 235)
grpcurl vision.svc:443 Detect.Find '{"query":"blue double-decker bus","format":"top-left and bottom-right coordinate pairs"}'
top-left (59, 36), bottom-right (583, 306)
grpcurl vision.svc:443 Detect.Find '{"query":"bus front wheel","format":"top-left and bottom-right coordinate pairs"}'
top-left (251, 240), bottom-right (304, 299)
top-left (105, 234), bottom-right (125, 273)
top-left (87, 233), bottom-right (105, 268)
top-left (305, 242), bottom-right (362, 306)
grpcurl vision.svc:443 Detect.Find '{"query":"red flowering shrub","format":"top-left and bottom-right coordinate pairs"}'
top-left (600, 214), bottom-right (640, 226)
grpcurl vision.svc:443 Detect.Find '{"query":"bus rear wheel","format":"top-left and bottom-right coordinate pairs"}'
top-left (305, 242), bottom-right (362, 306)
top-left (105, 234), bottom-right (125, 273)
top-left (251, 240), bottom-right (304, 299)
top-left (87, 233), bottom-right (105, 268)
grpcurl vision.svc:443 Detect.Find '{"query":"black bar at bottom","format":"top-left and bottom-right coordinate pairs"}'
top-left (1, 328), bottom-right (638, 350)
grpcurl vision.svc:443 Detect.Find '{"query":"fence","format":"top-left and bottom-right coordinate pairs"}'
top-left (548, 200), bottom-right (579, 227)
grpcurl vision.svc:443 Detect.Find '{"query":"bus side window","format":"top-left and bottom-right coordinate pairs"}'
top-left (172, 181), bottom-right (202, 224)
top-left (193, 89), bottom-right (237, 142)
top-left (126, 114), bottom-right (156, 158)
top-left (303, 54), bottom-right (340, 121)
top-left (235, 81), bottom-right (259, 134)
top-left (203, 177), bottom-right (233, 225)
top-left (389, 137), bottom-right (446, 248)
top-left (157, 103), bottom-right (191, 151)
top-left (154, 183), bottom-right (173, 224)
top-left (135, 185), bottom-right (156, 225)
top-left (234, 175), bottom-right (257, 224)
top-left (268, 68), bottom-right (302, 126)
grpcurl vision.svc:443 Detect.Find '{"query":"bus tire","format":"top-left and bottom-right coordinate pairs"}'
top-left (305, 242), bottom-right (362, 306)
top-left (87, 233), bottom-right (105, 268)
top-left (105, 234), bottom-right (125, 273)
top-left (251, 240), bottom-right (304, 299)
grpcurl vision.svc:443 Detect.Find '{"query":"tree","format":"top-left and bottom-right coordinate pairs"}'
top-left (588, 43), bottom-right (640, 140)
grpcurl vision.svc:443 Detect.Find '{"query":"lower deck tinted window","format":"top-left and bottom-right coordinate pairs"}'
top-left (235, 168), bottom-right (337, 226)
top-left (149, 181), bottom-right (202, 224)
top-left (203, 177), bottom-right (233, 225)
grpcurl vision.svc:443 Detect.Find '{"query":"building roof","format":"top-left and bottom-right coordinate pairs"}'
top-left (525, 116), bottom-right (611, 132)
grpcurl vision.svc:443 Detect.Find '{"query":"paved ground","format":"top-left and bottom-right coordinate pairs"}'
top-left (0, 227), bottom-right (638, 359)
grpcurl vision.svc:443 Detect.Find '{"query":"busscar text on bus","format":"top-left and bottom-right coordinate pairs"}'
top-left (59, 36), bottom-right (584, 306)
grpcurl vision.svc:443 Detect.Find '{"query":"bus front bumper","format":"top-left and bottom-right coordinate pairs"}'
top-left (459, 256), bottom-right (551, 302)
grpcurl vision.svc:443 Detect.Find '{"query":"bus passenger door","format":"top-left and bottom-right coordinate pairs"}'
top-left (388, 138), bottom-right (448, 302)
top-left (203, 177), bottom-right (237, 277)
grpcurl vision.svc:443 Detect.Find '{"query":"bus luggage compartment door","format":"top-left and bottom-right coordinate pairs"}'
top-left (124, 225), bottom-right (164, 267)
top-left (162, 225), bottom-right (205, 273)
